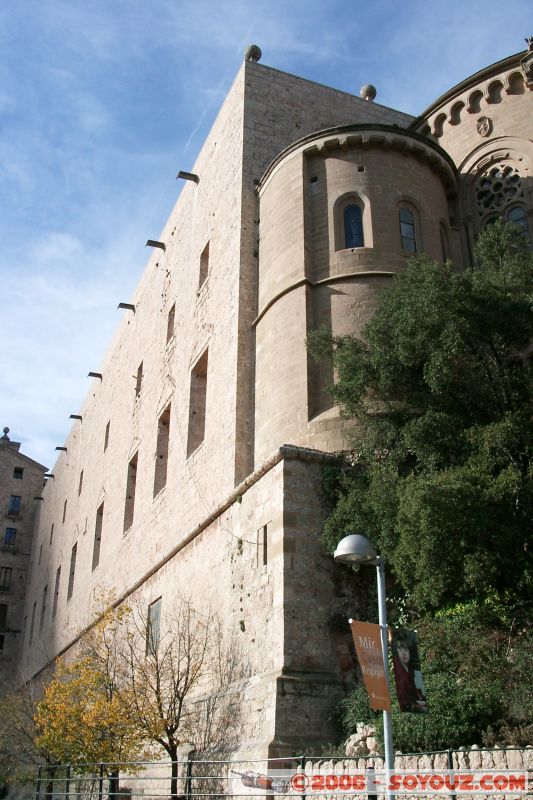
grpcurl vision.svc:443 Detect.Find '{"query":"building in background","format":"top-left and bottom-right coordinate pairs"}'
top-left (0, 428), bottom-right (47, 688)
top-left (13, 38), bottom-right (533, 757)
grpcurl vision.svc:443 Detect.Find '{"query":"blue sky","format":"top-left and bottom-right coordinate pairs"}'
top-left (0, 0), bottom-right (530, 467)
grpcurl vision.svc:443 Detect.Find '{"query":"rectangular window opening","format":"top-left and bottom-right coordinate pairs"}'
top-left (8, 495), bottom-right (21, 516)
top-left (123, 452), bottom-right (138, 532)
top-left (29, 602), bottom-right (36, 646)
top-left (257, 524), bottom-right (269, 567)
top-left (49, 524), bottom-right (54, 546)
top-left (146, 597), bottom-right (162, 655)
top-left (166, 303), bottom-right (176, 344)
top-left (52, 566), bottom-right (61, 618)
top-left (199, 241), bottom-right (209, 288)
top-left (78, 469), bottom-right (84, 496)
top-left (3, 528), bottom-right (16, 549)
top-left (92, 502), bottom-right (104, 571)
top-left (62, 499), bottom-right (67, 524)
top-left (0, 604), bottom-right (7, 631)
top-left (13, 467), bottom-right (24, 479)
top-left (0, 567), bottom-right (12, 591)
top-left (135, 362), bottom-right (143, 397)
top-left (67, 543), bottom-right (77, 601)
top-left (104, 420), bottom-right (110, 451)
top-left (39, 585), bottom-right (48, 631)
top-left (186, 349), bottom-right (208, 456)
top-left (153, 405), bottom-right (171, 496)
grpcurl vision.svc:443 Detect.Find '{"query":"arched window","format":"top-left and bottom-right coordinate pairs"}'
top-left (440, 223), bottom-right (450, 262)
top-left (399, 208), bottom-right (416, 252)
top-left (344, 204), bottom-right (364, 248)
top-left (506, 206), bottom-right (530, 242)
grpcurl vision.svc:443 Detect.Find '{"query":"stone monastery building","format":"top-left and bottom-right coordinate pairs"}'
top-left (5, 39), bottom-right (533, 757)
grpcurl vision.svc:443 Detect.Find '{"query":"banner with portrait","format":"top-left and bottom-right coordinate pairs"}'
top-left (391, 628), bottom-right (428, 713)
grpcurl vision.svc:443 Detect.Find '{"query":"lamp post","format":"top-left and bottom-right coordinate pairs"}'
top-left (334, 534), bottom-right (394, 777)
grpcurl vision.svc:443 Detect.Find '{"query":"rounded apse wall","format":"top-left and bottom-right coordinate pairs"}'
top-left (254, 125), bottom-right (457, 465)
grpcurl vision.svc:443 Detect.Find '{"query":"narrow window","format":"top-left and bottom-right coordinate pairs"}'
top-left (0, 567), bottom-right (12, 591)
top-left (49, 524), bottom-right (54, 545)
top-left (257, 524), bottom-right (269, 567)
top-left (187, 349), bottom-right (208, 456)
top-left (104, 420), bottom-right (110, 451)
top-left (199, 241), bottom-right (209, 288)
top-left (62, 499), bottom-right (67, 524)
top-left (29, 602), bottom-right (36, 645)
top-left (135, 362), bottom-right (143, 397)
top-left (52, 566), bottom-right (61, 618)
top-left (78, 469), bottom-right (84, 496)
top-left (0, 604), bottom-right (7, 630)
top-left (146, 597), bottom-right (162, 655)
top-left (153, 405), bottom-right (171, 496)
top-left (67, 543), bottom-right (77, 600)
top-left (399, 208), bottom-right (417, 252)
top-left (123, 452), bottom-right (138, 532)
top-left (344, 205), bottom-right (364, 248)
top-left (39, 585), bottom-right (48, 631)
top-left (13, 467), bottom-right (23, 479)
top-left (506, 206), bottom-right (530, 242)
top-left (38, 544), bottom-right (43, 565)
top-left (8, 495), bottom-right (21, 516)
top-left (166, 303), bottom-right (175, 344)
top-left (92, 502), bottom-right (104, 570)
top-left (440, 223), bottom-right (450, 262)
top-left (3, 528), bottom-right (16, 549)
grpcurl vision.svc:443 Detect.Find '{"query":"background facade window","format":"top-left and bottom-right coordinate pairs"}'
top-left (0, 604), bottom-right (7, 631)
top-left (344, 204), bottom-right (364, 248)
top-left (13, 467), bottom-right (23, 479)
top-left (8, 495), bottom-right (21, 515)
top-left (399, 208), bottom-right (417, 252)
top-left (67, 543), bottom-right (77, 600)
top-left (146, 597), bottom-right (162, 654)
top-left (0, 567), bottom-right (13, 591)
top-left (3, 528), bottom-right (16, 549)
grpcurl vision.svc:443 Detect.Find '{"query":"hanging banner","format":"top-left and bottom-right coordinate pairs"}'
top-left (350, 620), bottom-right (391, 711)
top-left (391, 628), bottom-right (429, 713)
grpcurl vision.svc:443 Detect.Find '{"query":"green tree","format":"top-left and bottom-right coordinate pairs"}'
top-left (310, 221), bottom-right (533, 747)
top-left (34, 604), bottom-right (151, 772)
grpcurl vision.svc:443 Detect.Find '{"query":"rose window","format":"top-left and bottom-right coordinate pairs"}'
top-left (475, 164), bottom-right (523, 213)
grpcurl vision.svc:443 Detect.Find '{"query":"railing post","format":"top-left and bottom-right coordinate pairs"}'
top-left (35, 765), bottom-right (42, 800)
top-left (185, 756), bottom-right (193, 800)
top-left (299, 756), bottom-right (306, 800)
top-left (65, 765), bottom-right (71, 800)
top-left (447, 749), bottom-right (457, 800)
top-left (98, 764), bottom-right (104, 800)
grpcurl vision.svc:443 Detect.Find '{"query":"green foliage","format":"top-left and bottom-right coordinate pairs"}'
top-left (310, 222), bottom-right (533, 749)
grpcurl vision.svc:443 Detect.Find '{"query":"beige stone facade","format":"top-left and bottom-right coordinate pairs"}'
top-left (15, 43), bottom-right (533, 757)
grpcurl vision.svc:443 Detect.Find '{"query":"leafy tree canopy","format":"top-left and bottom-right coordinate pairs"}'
top-left (311, 222), bottom-right (532, 614)
top-left (309, 222), bottom-right (533, 747)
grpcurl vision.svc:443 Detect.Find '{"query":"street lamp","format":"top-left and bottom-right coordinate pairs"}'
top-left (334, 534), bottom-right (394, 777)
